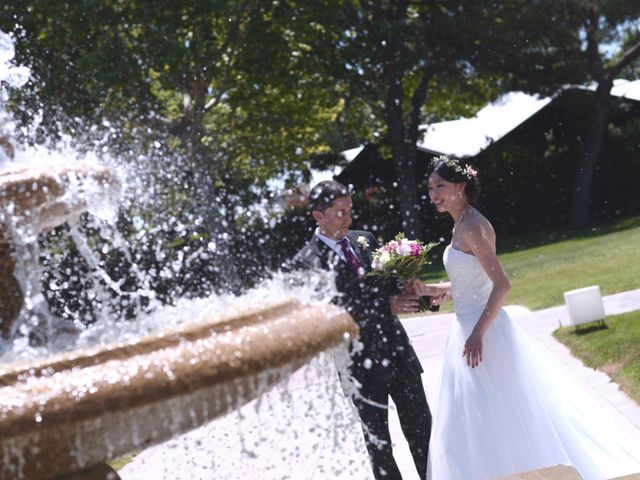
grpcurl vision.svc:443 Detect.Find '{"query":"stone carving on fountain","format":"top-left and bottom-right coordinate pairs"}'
top-left (0, 135), bottom-right (119, 339)
top-left (0, 235), bottom-right (22, 338)
top-left (0, 136), bottom-right (21, 338)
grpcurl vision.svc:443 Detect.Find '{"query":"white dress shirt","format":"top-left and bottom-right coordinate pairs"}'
top-left (315, 228), bottom-right (353, 263)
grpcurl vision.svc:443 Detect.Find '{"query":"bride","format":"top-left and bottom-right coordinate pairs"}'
top-left (410, 156), bottom-right (640, 480)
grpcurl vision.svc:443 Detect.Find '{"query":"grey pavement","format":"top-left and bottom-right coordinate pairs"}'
top-left (120, 288), bottom-right (640, 479)
top-left (390, 288), bottom-right (640, 480)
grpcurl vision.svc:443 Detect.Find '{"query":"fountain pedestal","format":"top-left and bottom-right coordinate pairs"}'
top-left (0, 142), bottom-right (358, 480)
top-left (0, 235), bottom-right (22, 337)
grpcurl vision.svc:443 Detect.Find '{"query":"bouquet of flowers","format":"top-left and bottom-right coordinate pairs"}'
top-left (368, 233), bottom-right (439, 311)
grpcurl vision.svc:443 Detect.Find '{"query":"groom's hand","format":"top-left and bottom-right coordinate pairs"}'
top-left (403, 278), bottom-right (423, 296)
top-left (390, 292), bottom-right (421, 315)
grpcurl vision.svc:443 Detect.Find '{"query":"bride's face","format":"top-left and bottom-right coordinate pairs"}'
top-left (428, 172), bottom-right (466, 213)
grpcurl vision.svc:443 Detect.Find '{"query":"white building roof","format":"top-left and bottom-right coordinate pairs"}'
top-left (417, 79), bottom-right (640, 158)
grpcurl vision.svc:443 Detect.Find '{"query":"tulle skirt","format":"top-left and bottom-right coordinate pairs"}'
top-left (427, 308), bottom-right (640, 480)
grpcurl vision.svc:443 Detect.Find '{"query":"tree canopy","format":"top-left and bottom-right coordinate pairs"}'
top-left (2, 0), bottom-right (639, 238)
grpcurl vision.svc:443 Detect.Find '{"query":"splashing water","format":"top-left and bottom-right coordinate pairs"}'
top-left (0, 27), bottom-right (370, 480)
top-left (0, 29), bottom-right (29, 167)
top-left (119, 348), bottom-right (374, 480)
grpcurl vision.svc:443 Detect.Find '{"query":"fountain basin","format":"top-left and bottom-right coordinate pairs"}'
top-left (0, 298), bottom-right (357, 479)
top-left (0, 163), bottom-right (118, 233)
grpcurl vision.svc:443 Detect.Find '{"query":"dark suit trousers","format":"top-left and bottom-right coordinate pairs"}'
top-left (352, 363), bottom-right (432, 480)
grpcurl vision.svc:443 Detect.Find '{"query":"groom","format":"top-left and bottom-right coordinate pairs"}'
top-left (289, 180), bottom-right (432, 480)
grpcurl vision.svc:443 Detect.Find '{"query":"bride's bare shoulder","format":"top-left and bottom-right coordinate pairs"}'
top-left (463, 207), bottom-right (490, 228)
top-left (461, 208), bottom-right (495, 244)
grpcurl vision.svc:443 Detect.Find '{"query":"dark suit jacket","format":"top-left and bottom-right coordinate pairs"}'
top-left (291, 230), bottom-right (423, 387)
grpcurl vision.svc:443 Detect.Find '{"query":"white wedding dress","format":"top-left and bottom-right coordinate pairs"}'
top-left (427, 245), bottom-right (640, 480)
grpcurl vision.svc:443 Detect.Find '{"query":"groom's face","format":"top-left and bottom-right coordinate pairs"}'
top-left (312, 195), bottom-right (352, 240)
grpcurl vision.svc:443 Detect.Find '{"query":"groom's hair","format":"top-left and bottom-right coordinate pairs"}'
top-left (308, 180), bottom-right (350, 213)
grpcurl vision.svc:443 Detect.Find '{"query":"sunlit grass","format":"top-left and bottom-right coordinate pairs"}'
top-left (420, 214), bottom-right (640, 310)
top-left (108, 453), bottom-right (137, 471)
top-left (554, 310), bottom-right (640, 404)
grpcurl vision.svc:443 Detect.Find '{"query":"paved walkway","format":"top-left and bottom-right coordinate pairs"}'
top-left (121, 288), bottom-right (640, 479)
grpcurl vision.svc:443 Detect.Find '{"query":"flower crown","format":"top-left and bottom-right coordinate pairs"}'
top-left (434, 155), bottom-right (478, 180)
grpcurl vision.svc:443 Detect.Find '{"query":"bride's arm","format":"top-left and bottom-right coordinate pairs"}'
top-left (405, 279), bottom-right (451, 297)
top-left (463, 222), bottom-right (511, 368)
top-left (421, 282), bottom-right (450, 297)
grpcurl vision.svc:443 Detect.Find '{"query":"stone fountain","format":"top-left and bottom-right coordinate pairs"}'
top-left (0, 148), bottom-right (117, 338)
top-left (0, 136), bottom-right (357, 480)
top-left (0, 34), bottom-right (357, 479)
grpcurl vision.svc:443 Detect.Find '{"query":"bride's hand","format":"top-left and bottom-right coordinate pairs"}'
top-left (403, 278), bottom-right (424, 296)
top-left (463, 332), bottom-right (483, 368)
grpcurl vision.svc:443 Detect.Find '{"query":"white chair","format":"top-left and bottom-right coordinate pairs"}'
top-left (563, 285), bottom-right (606, 328)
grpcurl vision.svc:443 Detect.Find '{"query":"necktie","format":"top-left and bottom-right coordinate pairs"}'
top-left (339, 238), bottom-right (363, 275)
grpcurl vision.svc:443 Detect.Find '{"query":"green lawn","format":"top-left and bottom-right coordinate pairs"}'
top-left (554, 310), bottom-right (640, 404)
top-left (421, 214), bottom-right (640, 310)
top-left (108, 454), bottom-right (136, 471)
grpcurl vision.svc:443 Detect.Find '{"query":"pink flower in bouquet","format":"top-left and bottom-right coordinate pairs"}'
top-left (385, 240), bottom-right (400, 253)
top-left (397, 239), bottom-right (412, 256)
top-left (410, 242), bottom-right (422, 257)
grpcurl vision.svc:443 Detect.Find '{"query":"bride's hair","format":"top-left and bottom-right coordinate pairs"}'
top-left (429, 155), bottom-right (480, 205)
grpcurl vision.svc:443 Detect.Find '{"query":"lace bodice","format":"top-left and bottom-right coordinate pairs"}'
top-left (443, 245), bottom-right (493, 319)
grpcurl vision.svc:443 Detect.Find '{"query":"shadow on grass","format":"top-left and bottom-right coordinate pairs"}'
top-left (570, 323), bottom-right (609, 336)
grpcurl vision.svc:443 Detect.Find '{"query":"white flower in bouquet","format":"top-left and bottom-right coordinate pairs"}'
top-left (398, 238), bottom-right (414, 256)
top-left (379, 250), bottom-right (391, 267)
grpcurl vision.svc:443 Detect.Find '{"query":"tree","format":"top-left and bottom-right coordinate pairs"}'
top-left (329, 0), bottom-right (640, 231)
top-left (0, 1), bottom-right (344, 291)
top-left (493, 1), bottom-right (640, 227)
top-left (293, 1), bottom-right (571, 238)
top-left (564, 1), bottom-right (640, 227)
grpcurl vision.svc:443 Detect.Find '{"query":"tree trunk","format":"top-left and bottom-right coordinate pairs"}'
top-left (393, 142), bottom-right (423, 240)
top-left (182, 80), bottom-right (242, 293)
top-left (568, 11), bottom-right (640, 228)
top-left (568, 81), bottom-right (612, 228)
top-left (386, 92), bottom-right (423, 239)
top-left (374, 0), bottom-right (423, 240)
top-left (190, 165), bottom-right (242, 294)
